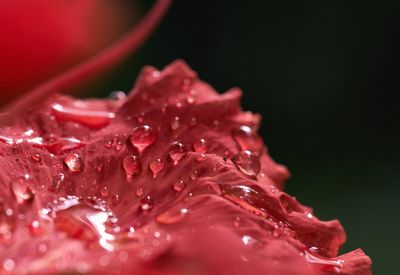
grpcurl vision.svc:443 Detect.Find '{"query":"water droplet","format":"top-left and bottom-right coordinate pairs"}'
top-left (195, 153), bottom-right (206, 162)
top-left (212, 120), bottom-right (220, 129)
top-left (3, 258), bottom-right (15, 271)
top-left (105, 135), bottom-right (123, 151)
top-left (136, 112), bottom-right (146, 123)
top-left (99, 256), bottom-right (110, 267)
top-left (50, 173), bottom-right (65, 192)
top-left (122, 155), bottom-right (141, 181)
top-left (112, 194), bottom-right (120, 206)
top-left (241, 235), bottom-right (254, 246)
top-left (118, 251), bottom-right (129, 262)
top-left (149, 159), bottom-right (165, 178)
top-left (186, 96), bottom-right (195, 104)
top-left (156, 208), bottom-right (188, 224)
top-left (0, 136), bottom-right (14, 145)
top-left (0, 203), bottom-right (15, 245)
top-left (232, 125), bottom-right (263, 154)
top-left (193, 138), bottom-right (207, 153)
top-left (37, 243), bottom-right (48, 253)
top-left (168, 142), bottom-right (186, 165)
top-left (104, 139), bottom-right (112, 148)
top-left (31, 154), bottom-right (41, 163)
top-left (52, 103), bottom-right (115, 129)
top-left (100, 187), bottom-right (109, 197)
top-left (181, 78), bottom-right (192, 92)
top-left (28, 220), bottom-right (44, 236)
top-left (140, 196), bottom-right (154, 211)
top-left (173, 180), bottom-right (186, 192)
top-left (232, 150), bottom-right (260, 177)
top-left (26, 136), bottom-right (84, 155)
top-left (10, 176), bottom-right (34, 204)
top-left (64, 153), bottom-right (85, 172)
top-left (190, 170), bottom-right (199, 181)
top-left (187, 117), bottom-right (197, 128)
top-left (233, 217), bottom-right (241, 227)
top-left (129, 125), bottom-right (156, 154)
top-left (272, 228), bottom-right (280, 238)
top-left (135, 187), bottom-right (144, 197)
top-left (220, 185), bottom-right (268, 217)
top-left (54, 200), bottom-right (115, 251)
top-left (170, 116), bottom-right (181, 131)
top-left (109, 91), bottom-right (126, 101)
top-left (304, 250), bottom-right (344, 272)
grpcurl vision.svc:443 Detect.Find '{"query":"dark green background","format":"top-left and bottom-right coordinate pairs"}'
top-left (93, 1), bottom-right (400, 274)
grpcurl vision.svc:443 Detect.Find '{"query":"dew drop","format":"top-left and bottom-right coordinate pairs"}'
top-left (233, 217), bottom-right (241, 227)
top-left (31, 154), bottom-right (41, 163)
top-left (156, 208), bottom-right (188, 224)
top-left (168, 142), bottom-right (186, 165)
top-left (104, 139), bottom-right (112, 148)
top-left (186, 96), bottom-right (195, 104)
top-left (50, 173), bottom-right (65, 192)
top-left (193, 138), bottom-right (207, 153)
top-left (190, 170), bottom-right (199, 181)
top-left (122, 155), bottom-right (141, 181)
top-left (149, 159), bottom-right (165, 178)
top-left (140, 196), bottom-right (154, 211)
top-left (232, 150), bottom-right (260, 177)
top-left (0, 203), bottom-right (15, 245)
top-left (135, 187), bottom-right (144, 197)
top-left (112, 194), bottom-right (120, 206)
top-left (53, 201), bottom-right (114, 251)
top-left (0, 136), bottom-right (14, 145)
top-left (212, 120), bottom-right (220, 129)
top-left (31, 136), bottom-right (84, 155)
top-left (37, 243), bottom-right (48, 253)
top-left (136, 112), bottom-right (146, 123)
top-left (52, 103), bottom-right (115, 129)
top-left (109, 91), bottom-right (126, 101)
top-left (170, 116), bottom-right (181, 131)
top-left (232, 125), bottom-right (263, 154)
top-left (187, 117), bottom-right (197, 128)
top-left (99, 255), bottom-right (110, 267)
top-left (241, 235), bottom-right (254, 246)
top-left (173, 180), bottom-right (186, 192)
top-left (195, 153), bottom-right (206, 162)
top-left (272, 228), bottom-right (280, 238)
top-left (181, 78), bottom-right (192, 92)
top-left (64, 153), bottom-right (85, 173)
top-left (100, 187), bottom-right (109, 197)
top-left (3, 258), bottom-right (15, 271)
top-left (28, 220), bottom-right (44, 236)
top-left (304, 250), bottom-right (344, 272)
top-left (129, 125), bottom-right (156, 154)
top-left (10, 176), bottom-right (34, 204)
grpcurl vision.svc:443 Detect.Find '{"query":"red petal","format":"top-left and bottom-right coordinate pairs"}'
top-left (0, 61), bottom-right (371, 275)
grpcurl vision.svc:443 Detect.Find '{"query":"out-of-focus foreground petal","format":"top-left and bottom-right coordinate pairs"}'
top-left (0, 0), bottom-right (130, 100)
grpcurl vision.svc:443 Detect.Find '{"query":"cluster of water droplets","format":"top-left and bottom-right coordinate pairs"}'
top-left (0, 77), bottom-right (347, 274)
top-left (231, 125), bottom-right (263, 178)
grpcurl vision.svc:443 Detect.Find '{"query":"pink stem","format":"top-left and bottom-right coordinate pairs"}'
top-left (1, 0), bottom-right (172, 120)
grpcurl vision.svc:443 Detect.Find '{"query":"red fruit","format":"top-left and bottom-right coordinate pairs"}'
top-left (0, 61), bottom-right (371, 275)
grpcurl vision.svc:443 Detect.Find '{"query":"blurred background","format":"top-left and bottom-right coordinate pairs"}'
top-left (3, 0), bottom-right (399, 274)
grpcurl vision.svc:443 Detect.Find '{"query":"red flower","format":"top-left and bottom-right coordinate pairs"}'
top-left (0, 1), bottom-right (371, 274)
top-left (0, 61), bottom-right (372, 274)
